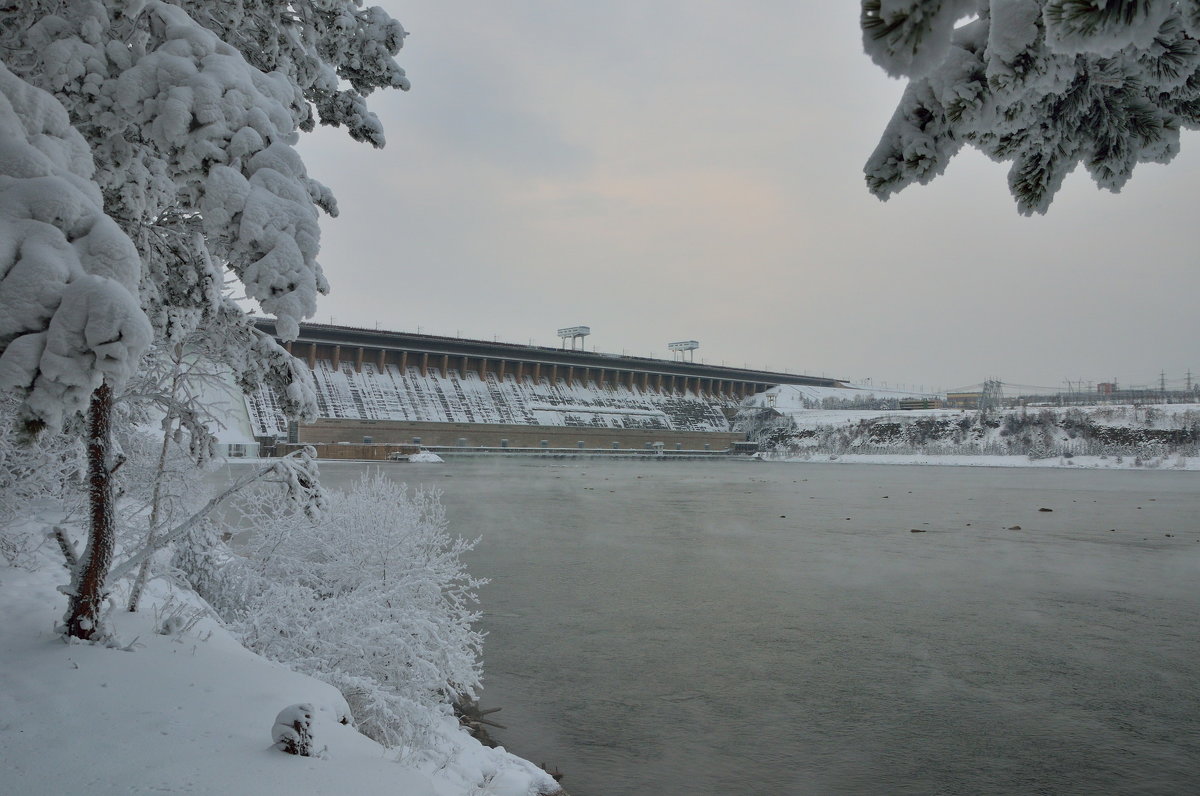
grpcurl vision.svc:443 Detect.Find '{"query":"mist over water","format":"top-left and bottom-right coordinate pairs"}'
top-left (306, 460), bottom-right (1200, 795)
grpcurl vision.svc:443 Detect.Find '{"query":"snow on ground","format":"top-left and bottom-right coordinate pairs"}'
top-left (761, 453), bottom-right (1200, 470)
top-left (408, 451), bottom-right (445, 463)
top-left (780, 407), bottom-right (963, 430)
top-left (760, 393), bottom-right (1200, 433)
top-left (246, 359), bottom-right (736, 439)
top-left (754, 399), bottom-right (1199, 466)
top-left (0, 540), bottom-right (558, 796)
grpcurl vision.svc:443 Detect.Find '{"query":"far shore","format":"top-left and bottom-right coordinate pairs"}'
top-left (762, 453), bottom-right (1200, 471)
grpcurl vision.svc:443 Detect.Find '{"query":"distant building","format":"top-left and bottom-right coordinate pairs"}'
top-left (945, 392), bottom-right (982, 410)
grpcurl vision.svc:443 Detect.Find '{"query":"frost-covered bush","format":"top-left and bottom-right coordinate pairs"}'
top-left (0, 395), bottom-right (87, 566)
top-left (0, 395), bottom-right (85, 522)
top-left (189, 473), bottom-right (485, 749)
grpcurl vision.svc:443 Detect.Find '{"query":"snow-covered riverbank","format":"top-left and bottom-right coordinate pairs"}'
top-left (760, 452), bottom-right (1200, 470)
top-left (745, 400), bottom-right (1200, 462)
top-left (0, 543), bottom-right (561, 796)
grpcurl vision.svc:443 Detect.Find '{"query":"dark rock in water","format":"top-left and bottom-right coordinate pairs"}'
top-left (910, 528), bottom-right (926, 533)
top-left (1008, 525), bottom-right (1022, 530)
top-left (780, 515), bottom-right (787, 518)
top-left (1038, 508), bottom-right (1053, 512)
top-left (454, 697), bottom-right (506, 748)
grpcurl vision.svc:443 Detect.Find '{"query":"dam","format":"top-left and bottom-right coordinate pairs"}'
top-left (245, 321), bottom-right (844, 454)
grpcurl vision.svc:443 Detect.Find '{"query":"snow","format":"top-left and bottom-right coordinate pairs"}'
top-left (757, 400), bottom-right (1199, 466)
top-left (0, 61), bottom-right (151, 428)
top-left (408, 451), bottom-right (445, 463)
top-left (0, 549), bottom-right (559, 796)
top-left (863, 0), bottom-right (980, 78)
top-left (1042, 0), bottom-right (1173, 56)
top-left (745, 382), bottom-right (939, 413)
top-left (864, 1), bottom-right (1200, 213)
top-left (770, 400), bottom-right (1200, 431)
top-left (763, 452), bottom-right (1200, 470)
top-left (246, 358), bottom-right (738, 438)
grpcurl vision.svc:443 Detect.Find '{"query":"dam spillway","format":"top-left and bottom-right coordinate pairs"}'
top-left (247, 321), bottom-right (844, 451)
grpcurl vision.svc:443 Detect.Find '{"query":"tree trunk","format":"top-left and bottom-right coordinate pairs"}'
top-left (65, 382), bottom-right (116, 640)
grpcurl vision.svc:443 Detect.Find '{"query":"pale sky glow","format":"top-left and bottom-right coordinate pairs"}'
top-left (297, 2), bottom-right (1200, 394)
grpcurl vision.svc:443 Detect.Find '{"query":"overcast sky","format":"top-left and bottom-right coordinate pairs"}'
top-left (297, 2), bottom-right (1199, 394)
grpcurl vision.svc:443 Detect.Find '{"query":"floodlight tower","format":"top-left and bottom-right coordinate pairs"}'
top-left (668, 340), bottom-right (699, 362)
top-left (557, 326), bottom-right (591, 350)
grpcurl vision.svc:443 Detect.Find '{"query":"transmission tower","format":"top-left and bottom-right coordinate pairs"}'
top-left (979, 378), bottom-right (1004, 416)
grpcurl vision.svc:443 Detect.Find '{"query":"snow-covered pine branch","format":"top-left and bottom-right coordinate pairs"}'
top-left (862, 1), bottom-right (1200, 214)
top-left (16, 0), bottom-right (331, 342)
top-left (0, 62), bottom-right (152, 431)
top-left (181, 0), bottom-right (410, 147)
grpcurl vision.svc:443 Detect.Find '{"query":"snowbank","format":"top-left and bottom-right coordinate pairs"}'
top-left (408, 451), bottom-right (445, 463)
top-left (0, 549), bottom-right (559, 796)
top-left (755, 403), bottom-right (1200, 461)
top-left (762, 453), bottom-right (1200, 471)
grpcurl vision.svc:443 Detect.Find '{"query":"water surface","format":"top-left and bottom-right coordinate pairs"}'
top-left (294, 460), bottom-right (1200, 795)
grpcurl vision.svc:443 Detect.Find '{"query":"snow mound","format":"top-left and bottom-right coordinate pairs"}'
top-left (408, 451), bottom-right (445, 463)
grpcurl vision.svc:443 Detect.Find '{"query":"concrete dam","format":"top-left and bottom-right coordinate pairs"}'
top-left (247, 322), bottom-right (844, 454)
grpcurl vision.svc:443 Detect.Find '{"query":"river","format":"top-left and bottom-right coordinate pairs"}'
top-left (269, 459), bottom-right (1200, 795)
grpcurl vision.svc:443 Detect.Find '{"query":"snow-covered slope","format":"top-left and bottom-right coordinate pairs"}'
top-left (247, 360), bottom-right (739, 438)
top-left (0, 555), bottom-right (559, 796)
top-left (759, 403), bottom-right (1200, 461)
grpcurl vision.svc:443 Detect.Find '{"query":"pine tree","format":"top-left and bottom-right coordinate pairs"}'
top-left (0, 0), bottom-right (408, 638)
top-left (861, 1), bottom-right (1200, 214)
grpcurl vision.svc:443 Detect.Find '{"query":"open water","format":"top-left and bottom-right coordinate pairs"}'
top-left (303, 459), bottom-right (1200, 795)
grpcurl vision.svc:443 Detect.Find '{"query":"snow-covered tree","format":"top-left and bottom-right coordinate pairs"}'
top-left (0, 0), bottom-right (408, 638)
top-left (862, 1), bottom-right (1200, 213)
top-left (188, 473), bottom-right (485, 749)
top-left (0, 62), bottom-right (152, 431)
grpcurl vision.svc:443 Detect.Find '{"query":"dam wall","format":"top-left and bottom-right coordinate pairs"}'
top-left (247, 359), bottom-right (740, 439)
top-left (247, 322), bottom-right (846, 451)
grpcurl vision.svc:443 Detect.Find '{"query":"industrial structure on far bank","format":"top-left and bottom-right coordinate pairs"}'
top-left (244, 320), bottom-right (846, 457)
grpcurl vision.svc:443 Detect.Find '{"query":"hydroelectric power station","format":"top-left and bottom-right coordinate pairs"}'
top-left (246, 321), bottom-right (845, 456)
